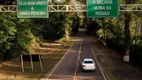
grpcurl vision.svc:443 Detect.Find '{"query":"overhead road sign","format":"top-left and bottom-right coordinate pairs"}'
top-left (87, 0), bottom-right (118, 18)
top-left (17, 0), bottom-right (48, 18)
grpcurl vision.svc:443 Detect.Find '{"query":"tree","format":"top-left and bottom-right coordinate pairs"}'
top-left (123, 0), bottom-right (139, 62)
top-left (0, 13), bottom-right (16, 60)
top-left (123, 12), bottom-right (131, 62)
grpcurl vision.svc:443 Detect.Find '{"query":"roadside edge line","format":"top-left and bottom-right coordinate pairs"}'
top-left (74, 37), bottom-right (82, 80)
top-left (41, 37), bottom-right (75, 80)
top-left (88, 37), bottom-right (107, 80)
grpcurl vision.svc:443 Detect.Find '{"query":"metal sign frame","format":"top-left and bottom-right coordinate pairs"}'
top-left (20, 54), bottom-right (43, 72)
top-left (0, 4), bottom-right (142, 12)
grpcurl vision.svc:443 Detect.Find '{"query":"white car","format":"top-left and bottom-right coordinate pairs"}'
top-left (81, 58), bottom-right (96, 71)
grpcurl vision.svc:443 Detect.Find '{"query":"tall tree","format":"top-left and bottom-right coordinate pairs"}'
top-left (123, 0), bottom-right (139, 62)
top-left (124, 12), bottom-right (131, 62)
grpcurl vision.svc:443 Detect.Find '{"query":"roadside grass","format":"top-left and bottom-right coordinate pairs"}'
top-left (89, 37), bottom-right (142, 80)
top-left (0, 41), bottom-right (73, 80)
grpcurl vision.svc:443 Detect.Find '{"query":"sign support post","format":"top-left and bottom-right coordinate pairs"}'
top-left (39, 55), bottom-right (43, 71)
top-left (21, 55), bottom-right (24, 72)
top-left (30, 54), bottom-right (34, 71)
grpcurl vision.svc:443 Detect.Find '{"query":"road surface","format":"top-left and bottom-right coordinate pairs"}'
top-left (42, 29), bottom-right (106, 80)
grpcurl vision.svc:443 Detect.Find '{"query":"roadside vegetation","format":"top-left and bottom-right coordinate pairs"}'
top-left (86, 0), bottom-right (142, 63)
top-left (0, 0), bottom-right (79, 80)
top-left (0, 1), bottom-right (81, 61)
top-left (1, 0), bottom-right (142, 79)
top-left (0, 41), bottom-right (72, 80)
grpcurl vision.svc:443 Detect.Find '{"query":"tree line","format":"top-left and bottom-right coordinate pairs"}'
top-left (0, 1), bottom-right (81, 61)
top-left (86, 0), bottom-right (142, 63)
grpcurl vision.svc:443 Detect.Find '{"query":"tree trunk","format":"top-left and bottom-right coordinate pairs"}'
top-left (135, 21), bottom-right (140, 44)
top-left (124, 13), bottom-right (131, 62)
top-left (65, 25), bottom-right (69, 41)
top-left (102, 20), bottom-right (106, 46)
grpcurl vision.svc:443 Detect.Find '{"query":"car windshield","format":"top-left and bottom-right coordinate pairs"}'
top-left (84, 61), bottom-right (93, 64)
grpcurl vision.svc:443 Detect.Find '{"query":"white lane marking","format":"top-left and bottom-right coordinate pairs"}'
top-left (74, 37), bottom-right (82, 80)
top-left (41, 38), bottom-right (75, 80)
top-left (88, 37), bottom-right (107, 80)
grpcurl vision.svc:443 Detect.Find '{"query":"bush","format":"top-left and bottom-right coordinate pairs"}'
top-left (130, 44), bottom-right (142, 64)
top-left (106, 39), bottom-right (125, 53)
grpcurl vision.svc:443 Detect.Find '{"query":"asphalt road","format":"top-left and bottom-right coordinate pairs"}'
top-left (44, 29), bottom-right (106, 80)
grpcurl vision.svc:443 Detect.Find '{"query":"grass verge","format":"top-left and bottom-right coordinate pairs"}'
top-left (0, 41), bottom-right (73, 80)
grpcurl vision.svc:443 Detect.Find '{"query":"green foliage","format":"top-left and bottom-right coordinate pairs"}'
top-left (0, 6), bottom-right (81, 61)
top-left (70, 14), bottom-right (81, 36)
top-left (85, 0), bottom-right (142, 62)
top-left (39, 13), bottom-right (67, 40)
top-left (0, 13), bottom-right (17, 60)
top-left (0, 13), bottom-right (40, 60)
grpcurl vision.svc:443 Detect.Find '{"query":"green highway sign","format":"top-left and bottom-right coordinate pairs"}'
top-left (17, 0), bottom-right (48, 18)
top-left (87, 0), bottom-right (118, 18)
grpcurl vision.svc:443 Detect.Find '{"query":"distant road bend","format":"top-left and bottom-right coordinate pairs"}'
top-left (41, 29), bottom-right (106, 80)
